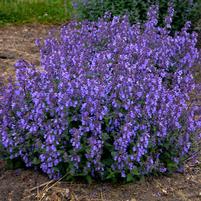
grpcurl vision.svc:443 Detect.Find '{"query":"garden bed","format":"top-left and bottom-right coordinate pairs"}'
top-left (0, 24), bottom-right (201, 201)
top-left (0, 159), bottom-right (200, 200)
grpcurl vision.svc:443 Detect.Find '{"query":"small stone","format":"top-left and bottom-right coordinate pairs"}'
top-left (162, 189), bottom-right (168, 195)
top-left (131, 198), bottom-right (137, 201)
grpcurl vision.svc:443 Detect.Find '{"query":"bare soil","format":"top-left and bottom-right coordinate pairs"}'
top-left (0, 24), bottom-right (201, 201)
top-left (0, 24), bottom-right (54, 76)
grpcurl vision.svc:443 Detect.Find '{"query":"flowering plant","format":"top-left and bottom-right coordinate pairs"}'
top-left (0, 6), bottom-right (200, 182)
top-left (72, 0), bottom-right (201, 32)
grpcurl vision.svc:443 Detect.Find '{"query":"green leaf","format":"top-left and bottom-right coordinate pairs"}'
top-left (5, 159), bottom-right (14, 170)
top-left (104, 116), bottom-right (110, 126)
top-left (102, 133), bottom-right (110, 141)
top-left (126, 173), bottom-right (134, 182)
top-left (106, 168), bottom-right (115, 179)
top-left (5, 158), bottom-right (24, 170)
top-left (167, 162), bottom-right (178, 172)
top-left (85, 175), bottom-right (93, 184)
top-left (65, 174), bottom-right (74, 181)
top-left (103, 158), bottom-right (113, 166)
top-left (132, 168), bottom-right (139, 176)
top-left (32, 157), bottom-right (40, 165)
top-left (111, 151), bottom-right (116, 157)
top-left (105, 142), bottom-right (113, 152)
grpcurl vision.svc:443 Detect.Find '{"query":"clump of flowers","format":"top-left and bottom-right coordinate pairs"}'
top-left (0, 6), bottom-right (200, 181)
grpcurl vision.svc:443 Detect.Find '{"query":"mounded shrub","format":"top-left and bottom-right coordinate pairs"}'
top-left (0, 6), bottom-right (201, 182)
top-left (72, 0), bottom-right (201, 31)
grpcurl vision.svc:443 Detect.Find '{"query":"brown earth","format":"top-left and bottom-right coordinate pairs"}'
top-left (0, 24), bottom-right (54, 76)
top-left (0, 24), bottom-right (201, 201)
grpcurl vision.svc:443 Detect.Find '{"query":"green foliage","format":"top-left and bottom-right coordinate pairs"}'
top-left (5, 158), bottom-right (25, 170)
top-left (73, 0), bottom-right (201, 31)
top-left (0, 0), bottom-right (73, 26)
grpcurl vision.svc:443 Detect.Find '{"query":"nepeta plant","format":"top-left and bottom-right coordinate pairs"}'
top-left (0, 6), bottom-right (200, 181)
top-left (72, 0), bottom-right (201, 32)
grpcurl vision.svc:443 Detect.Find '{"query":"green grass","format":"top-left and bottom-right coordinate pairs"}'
top-left (0, 0), bottom-right (73, 26)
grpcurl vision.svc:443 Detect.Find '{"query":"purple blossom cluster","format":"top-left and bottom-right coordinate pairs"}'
top-left (0, 6), bottom-right (200, 180)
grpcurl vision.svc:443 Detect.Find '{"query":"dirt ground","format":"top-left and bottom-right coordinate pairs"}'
top-left (0, 24), bottom-right (53, 75)
top-left (0, 24), bottom-right (201, 201)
